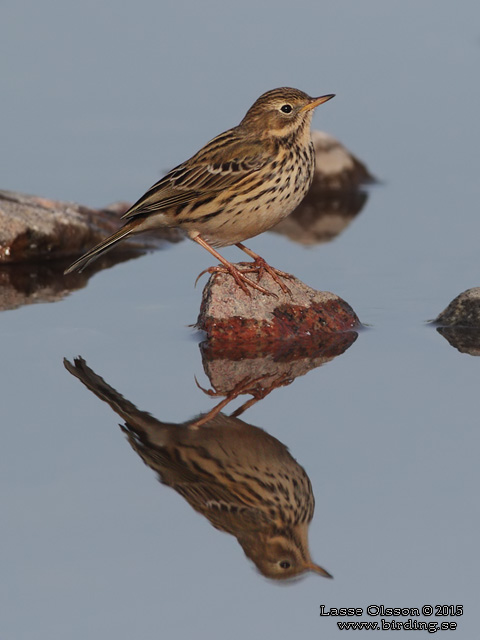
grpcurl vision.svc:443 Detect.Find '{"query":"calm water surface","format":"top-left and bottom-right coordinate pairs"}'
top-left (1, 1), bottom-right (480, 638)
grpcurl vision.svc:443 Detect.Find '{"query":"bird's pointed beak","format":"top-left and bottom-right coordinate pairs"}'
top-left (307, 562), bottom-right (334, 578)
top-left (300, 94), bottom-right (335, 112)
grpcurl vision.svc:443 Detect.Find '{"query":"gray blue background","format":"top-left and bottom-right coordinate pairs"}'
top-left (1, 1), bottom-right (479, 638)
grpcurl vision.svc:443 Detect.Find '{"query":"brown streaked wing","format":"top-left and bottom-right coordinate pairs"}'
top-left (121, 129), bottom-right (272, 219)
top-left (175, 483), bottom-right (271, 533)
top-left (120, 177), bottom-right (202, 217)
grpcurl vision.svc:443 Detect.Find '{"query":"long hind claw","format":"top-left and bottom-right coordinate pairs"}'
top-left (249, 257), bottom-right (293, 296)
top-left (234, 242), bottom-right (293, 296)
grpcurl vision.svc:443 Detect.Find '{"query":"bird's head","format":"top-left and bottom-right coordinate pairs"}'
top-left (238, 524), bottom-right (332, 581)
top-left (240, 87), bottom-right (334, 138)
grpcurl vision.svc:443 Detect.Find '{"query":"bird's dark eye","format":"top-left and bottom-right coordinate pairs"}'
top-left (279, 561), bottom-right (291, 569)
top-left (280, 104), bottom-right (293, 114)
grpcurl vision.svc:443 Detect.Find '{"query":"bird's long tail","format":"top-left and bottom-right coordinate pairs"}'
top-left (64, 222), bottom-right (137, 274)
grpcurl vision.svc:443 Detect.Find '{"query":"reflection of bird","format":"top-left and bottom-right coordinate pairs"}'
top-left (64, 88), bottom-right (334, 295)
top-left (64, 357), bottom-right (332, 580)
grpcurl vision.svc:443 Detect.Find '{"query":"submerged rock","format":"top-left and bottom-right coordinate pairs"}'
top-left (196, 268), bottom-right (360, 345)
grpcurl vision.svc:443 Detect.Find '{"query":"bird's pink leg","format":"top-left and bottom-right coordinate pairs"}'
top-left (192, 235), bottom-right (275, 296)
top-left (235, 242), bottom-right (293, 295)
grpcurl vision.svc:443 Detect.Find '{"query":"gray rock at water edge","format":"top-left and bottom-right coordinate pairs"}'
top-left (0, 189), bottom-right (183, 264)
top-left (434, 288), bottom-right (480, 327)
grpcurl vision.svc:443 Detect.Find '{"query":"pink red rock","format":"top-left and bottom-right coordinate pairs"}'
top-left (196, 269), bottom-right (360, 348)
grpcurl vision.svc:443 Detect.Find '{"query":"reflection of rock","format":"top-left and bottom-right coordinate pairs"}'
top-left (436, 327), bottom-right (480, 356)
top-left (0, 254), bottom-right (143, 312)
top-left (198, 332), bottom-right (357, 416)
top-left (64, 357), bottom-right (332, 581)
top-left (0, 261), bottom-right (83, 311)
top-left (433, 288), bottom-right (480, 355)
top-left (271, 189), bottom-right (368, 246)
top-left (0, 190), bottom-right (183, 264)
top-left (197, 270), bottom-right (360, 343)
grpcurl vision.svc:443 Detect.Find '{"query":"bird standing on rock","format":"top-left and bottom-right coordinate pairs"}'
top-left (64, 88), bottom-right (334, 295)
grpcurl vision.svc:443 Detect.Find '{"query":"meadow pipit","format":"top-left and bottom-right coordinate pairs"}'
top-left (65, 88), bottom-right (334, 295)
